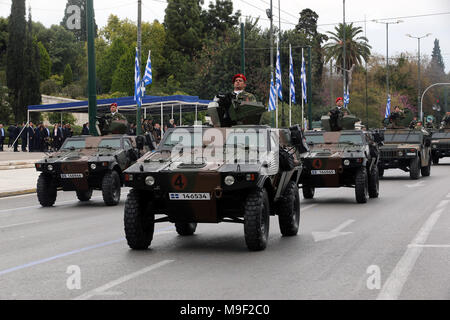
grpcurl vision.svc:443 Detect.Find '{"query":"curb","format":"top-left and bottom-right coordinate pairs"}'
top-left (0, 189), bottom-right (37, 198)
top-left (0, 164), bottom-right (36, 170)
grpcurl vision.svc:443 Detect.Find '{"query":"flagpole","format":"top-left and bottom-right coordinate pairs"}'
top-left (301, 48), bottom-right (304, 130)
top-left (276, 41), bottom-right (279, 129)
top-left (289, 44), bottom-right (292, 128)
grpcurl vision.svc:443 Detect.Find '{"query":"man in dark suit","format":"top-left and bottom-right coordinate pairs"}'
top-left (42, 124), bottom-right (51, 151)
top-left (52, 124), bottom-right (63, 150)
top-left (13, 124), bottom-right (21, 152)
top-left (27, 122), bottom-right (35, 152)
top-left (0, 124), bottom-right (5, 151)
top-left (33, 124), bottom-right (41, 152)
top-left (20, 122), bottom-right (28, 151)
top-left (7, 124), bottom-right (15, 148)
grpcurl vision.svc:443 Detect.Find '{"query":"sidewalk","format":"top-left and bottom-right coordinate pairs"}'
top-left (0, 151), bottom-right (45, 197)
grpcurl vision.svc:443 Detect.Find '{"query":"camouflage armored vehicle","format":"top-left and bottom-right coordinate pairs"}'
top-left (35, 134), bottom-right (145, 207)
top-left (378, 128), bottom-right (432, 179)
top-left (430, 115), bottom-right (450, 164)
top-left (299, 115), bottom-right (383, 204)
top-left (122, 124), bottom-right (308, 251)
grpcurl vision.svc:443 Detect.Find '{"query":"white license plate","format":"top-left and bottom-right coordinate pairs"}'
top-left (60, 173), bottom-right (84, 179)
top-left (311, 170), bottom-right (336, 175)
top-left (169, 193), bottom-right (211, 200)
top-left (406, 153), bottom-right (416, 156)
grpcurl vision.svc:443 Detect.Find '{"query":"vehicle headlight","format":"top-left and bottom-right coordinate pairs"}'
top-left (224, 175), bottom-right (235, 186)
top-left (398, 151), bottom-right (404, 156)
top-left (145, 176), bottom-right (155, 186)
top-left (343, 159), bottom-right (350, 166)
top-left (432, 145), bottom-right (437, 149)
top-left (90, 163), bottom-right (97, 170)
top-left (47, 165), bottom-right (53, 171)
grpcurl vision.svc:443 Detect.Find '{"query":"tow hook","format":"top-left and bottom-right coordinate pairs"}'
top-left (214, 187), bottom-right (223, 199)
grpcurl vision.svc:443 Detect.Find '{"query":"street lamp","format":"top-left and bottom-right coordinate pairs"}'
top-left (406, 33), bottom-right (432, 121)
top-left (373, 20), bottom-right (403, 101)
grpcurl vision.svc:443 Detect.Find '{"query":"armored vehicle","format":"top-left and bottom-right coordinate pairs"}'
top-left (299, 127), bottom-right (382, 204)
top-left (378, 128), bottom-right (432, 179)
top-left (430, 130), bottom-right (450, 164)
top-left (35, 135), bottom-right (145, 207)
top-left (123, 124), bottom-right (308, 251)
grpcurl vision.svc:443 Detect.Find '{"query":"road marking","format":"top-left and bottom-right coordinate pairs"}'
top-left (0, 198), bottom-right (100, 215)
top-left (0, 226), bottom-right (175, 277)
top-left (377, 200), bottom-right (449, 300)
top-left (73, 260), bottom-right (174, 300)
top-left (312, 219), bottom-right (355, 242)
top-left (0, 220), bottom-right (41, 229)
top-left (405, 181), bottom-right (425, 188)
top-left (302, 204), bottom-right (317, 212)
top-left (408, 244), bottom-right (450, 248)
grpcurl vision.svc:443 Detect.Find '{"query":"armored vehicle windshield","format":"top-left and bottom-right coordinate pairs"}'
top-left (60, 138), bottom-right (87, 150)
top-left (305, 131), bottom-right (365, 146)
top-left (384, 132), bottom-right (422, 143)
top-left (432, 132), bottom-right (450, 139)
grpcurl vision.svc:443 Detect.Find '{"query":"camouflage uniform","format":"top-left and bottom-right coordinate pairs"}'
top-left (235, 90), bottom-right (256, 103)
top-left (388, 111), bottom-right (405, 128)
top-left (441, 113), bottom-right (450, 129)
top-left (101, 112), bottom-right (128, 135)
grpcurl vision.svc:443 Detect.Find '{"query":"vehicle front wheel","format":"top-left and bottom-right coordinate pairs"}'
top-left (278, 181), bottom-right (300, 236)
top-left (302, 185), bottom-right (315, 199)
top-left (368, 166), bottom-right (379, 198)
top-left (244, 188), bottom-right (270, 251)
top-left (37, 173), bottom-right (57, 207)
top-left (409, 156), bottom-right (420, 180)
top-left (102, 170), bottom-right (121, 206)
top-left (76, 188), bottom-right (93, 202)
top-left (432, 154), bottom-right (439, 165)
top-left (421, 157), bottom-right (431, 177)
top-left (124, 189), bottom-right (154, 250)
top-left (355, 168), bottom-right (368, 204)
top-left (175, 222), bottom-right (197, 236)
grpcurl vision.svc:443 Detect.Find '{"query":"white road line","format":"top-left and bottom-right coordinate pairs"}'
top-left (377, 199), bottom-right (449, 300)
top-left (0, 220), bottom-right (41, 229)
top-left (408, 244), bottom-right (450, 248)
top-left (73, 260), bottom-right (174, 300)
top-left (302, 204), bottom-right (317, 212)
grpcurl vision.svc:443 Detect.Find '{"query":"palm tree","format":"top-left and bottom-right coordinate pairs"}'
top-left (324, 23), bottom-right (371, 74)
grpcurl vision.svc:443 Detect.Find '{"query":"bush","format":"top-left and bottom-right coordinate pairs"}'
top-left (40, 79), bottom-right (62, 95)
top-left (61, 83), bottom-right (85, 99)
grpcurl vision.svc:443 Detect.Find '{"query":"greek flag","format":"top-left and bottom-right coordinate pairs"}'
top-left (385, 95), bottom-right (391, 119)
top-left (268, 74), bottom-right (276, 111)
top-left (344, 87), bottom-right (349, 108)
top-left (276, 45), bottom-right (283, 101)
top-left (142, 50), bottom-right (152, 87)
top-left (134, 48), bottom-right (142, 107)
top-left (301, 49), bottom-right (307, 103)
top-left (289, 45), bottom-right (296, 104)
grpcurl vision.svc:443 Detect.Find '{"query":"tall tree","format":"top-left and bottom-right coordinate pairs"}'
top-left (61, 0), bottom-right (97, 42)
top-left (430, 38), bottom-right (445, 79)
top-left (323, 22), bottom-right (371, 87)
top-left (6, 0), bottom-right (26, 122)
top-left (110, 45), bottom-right (136, 96)
top-left (22, 8), bottom-right (41, 116)
top-left (38, 41), bottom-right (52, 81)
top-left (63, 64), bottom-right (73, 86)
top-left (0, 17), bottom-right (8, 69)
top-left (201, 0), bottom-right (241, 39)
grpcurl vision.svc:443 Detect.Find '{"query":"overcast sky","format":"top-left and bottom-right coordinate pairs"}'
top-left (1, 0), bottom-right (449, 72)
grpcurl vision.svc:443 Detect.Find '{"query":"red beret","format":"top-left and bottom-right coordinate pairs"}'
top-left (335, 97), bottom-right (343, 103)
top-left (232, 74), bottom-right (247, 83)
top-left (111, 103), bottom-right (118, 107)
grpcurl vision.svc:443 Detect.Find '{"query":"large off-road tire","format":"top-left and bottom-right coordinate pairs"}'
top-left (409, 156), bottom-right (420, 180)
top-left (175, 222), bottom-right (197, 236)
top-left (378, 167), bottom-right (384, 178)
top-left (37, 173), bottom-right (57, 207)
top-left (244, 188), bottom-right (270, 251)
top-left (355, 167), bottom-right (368, 204)
top-left (302, 185), bottom-right (315, 199)
top-left (432, 154), bottom-right (439, 165)
top-left (421, 156), bottom-right (431, 177)
top-left (76, 188), bottom-right (93, 202)
top-left (102, 170), bottom-right (121, 206)
top-left (368, 166), bottom-right (379, 199)
top-left (124, 189), bottom-right (154, 250)
top-left (278, 181), bottom-right (300, 236)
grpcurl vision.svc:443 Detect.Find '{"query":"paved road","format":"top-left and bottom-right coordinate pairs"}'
top-left (0, 159), bottom-right (449, 300)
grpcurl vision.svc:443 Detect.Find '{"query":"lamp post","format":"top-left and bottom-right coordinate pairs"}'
top-left (373, 20), bottom-right (403, 101)
top-left (406, 33), bottom-right (431, 121)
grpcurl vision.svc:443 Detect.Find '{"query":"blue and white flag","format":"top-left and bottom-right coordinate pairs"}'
top-left (268, 73), bottom-right (276, 111)
top-left (289, 45), bottom-right (296, 104)
top-left (344, 86), bottom-right (350, 108)
top-left (276, 44), bottom-right (283, 101)
top-left (142, 50), bottom-right (152, 87)
top-left (301, 49), bottom-right (307, 104)
top-left (385, 95), bottom-right (391, 119)
top-left (134, 48), bottom-right (142, 107)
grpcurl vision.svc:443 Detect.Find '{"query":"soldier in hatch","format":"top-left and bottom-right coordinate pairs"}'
top-left (388, 106), bottom-right (405, 128)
